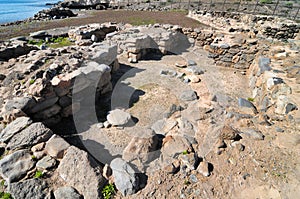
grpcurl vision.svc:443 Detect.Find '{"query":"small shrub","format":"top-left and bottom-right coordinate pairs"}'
top-left (260, 0), bottom-right (273, 4)
top-left (0, 180), bottom-right (5, 187)
top-left (247, 97), bottom-right (255, 102)
top-left (34, 170), bottom-right (43, 178)
top-left (29, 79), bottom-right (35, 85)
top-left (31, 155), bottom-right (37, 160)
top-left (102, 183), bottom-right (115, 199)
top-left (182, 150), bottom-right (188, 155)
top-left (286, 2), bottom-right (293, 8)
top-left (0, 192), bottom-right (13, 199)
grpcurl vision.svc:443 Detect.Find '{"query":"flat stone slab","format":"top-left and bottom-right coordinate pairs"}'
top-left (0, 150), bottom-right (34, 183)
top-left (0, 117), bottom-right (32, 143)
top-left (7, 122), bottom-right (53, 150)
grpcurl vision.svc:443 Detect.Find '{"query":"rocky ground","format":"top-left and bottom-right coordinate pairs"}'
top-left (0, 7), bottom-right (299, 199)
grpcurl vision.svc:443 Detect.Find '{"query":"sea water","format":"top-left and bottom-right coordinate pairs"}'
top-left (0, 0), bottom-right (59, 24)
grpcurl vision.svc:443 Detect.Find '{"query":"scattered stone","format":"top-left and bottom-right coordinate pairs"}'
top-left (180, 90), bottom-right (198, 101)
top-left (123, 128), bottom-right (159, 169)
top-left (9, 179), bottom-right (48, 199)
top-left (197, 160), bottom-right (210, 177)
top-left (7, 122), bottom-right (53, 150)
top-left (97, 122), bottom-right (104, 128)
top-left (31, 142), bottom-right (45, 152)
top-left (241, 128), bottom-right (264, 140)
top-left (186, 65), bottom-right (205, 75)
top-left (160, 69), bottom-right (177, 77)
top-left (0, 116), bottom-right (32, 143)
top-left (220, 125), bottom-right (239, 140)
top-left (238, 98), bottom-right (258, 114)
top-left (0, 150), bottom-right (34, 183)
top-left (54, 187), bottom-right (82, 199)
top-left (45, 135), bottom-right (70, 159)
top-left (107, 109), bottom-right (131, 126)
top-left (175, 61), bottom-right (187, 68)
top-left (36, 156), bottom-right (56, 170)
top-left (285, 103), bottom-right (297, 114)
top-left (179, 153), bottom-right (198, 170)
top-left (258, 57), bottom-right (271, 73)
top-left (103, 121), bottom-right (111, 128)
top-left (189, 174), bottom-right (198, 183)
top-left (275, 126), bottom-right (284, 133)
top-left (57, 146), bottom-right (106, 199)
top-left (110, 158), bottom-right (139, 196)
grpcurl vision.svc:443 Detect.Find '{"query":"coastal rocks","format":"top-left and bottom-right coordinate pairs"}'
top-left (0, 150), bottom-right (34, 183)
top-left (33, 7), bottom-right (77, 21)
top-left (6, 122), bottom-right (53, 150)
top-left (110, 158), bottom-right (139, 196)
top-left (59, 0), bottom-right (109, 9)
top-left (107, 109), bottom-right (131, 126)
top-left (57, 146), bottom-right (106, 199)
top-left (9, 179), bottom-right (48, 199)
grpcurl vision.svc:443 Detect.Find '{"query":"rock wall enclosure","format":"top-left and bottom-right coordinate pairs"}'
top-left (0, 12), bottom-right (299, 199)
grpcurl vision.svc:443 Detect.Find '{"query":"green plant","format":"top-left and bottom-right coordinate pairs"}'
top-left (34, 170), bottom-right (43, 178)
top-left (184, 180), bottom-right (191, 185)
top-left (31, 155), bottom-right (37, 160)
top-left (0, 180), bottom-right (5, 187)
top-left (102, 183), bottom-right (115, 199)
top-left (260, 0), bottom-right (273, 4)
top-left (182, 150), bottom-right (188, 155)
top-left (48, 37), bottom-right (73, 48)
top-left (286, 2), bottom-right (293, 8)
top-left (0, 192), bottom-right (13, 199)
top-left (29, 79), bottom-right (35, 85)
top-left (247, 97), bottom-right (255, 102)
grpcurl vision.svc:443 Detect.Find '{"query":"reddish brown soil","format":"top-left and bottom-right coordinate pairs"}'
top-left (0, 10), bottom-right (207, 41)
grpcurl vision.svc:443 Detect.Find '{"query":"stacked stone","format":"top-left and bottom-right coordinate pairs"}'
top-left (1, 43), bottom-right (118, 126)
top-left (249, 57), bottom-right (297, 116)
top-left (182, 28), bottom-right (215, 46)
top-left (203, 39), bottom-right (258, 69)
top-left (263, 24), bottom-right (300, 40)
top-left (68, 23), bottom-right (118, 45)
top-left (107, 26), bottom-right (189, 63)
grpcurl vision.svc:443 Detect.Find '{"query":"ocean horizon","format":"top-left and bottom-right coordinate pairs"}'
top-left (0, 0), bottom-right (59, 24)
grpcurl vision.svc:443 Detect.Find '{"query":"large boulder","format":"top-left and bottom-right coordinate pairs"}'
top-left (110, 158), bottom-right (139, 196)
top-left (123, 128), bottom-right (160, 171)
top-left (57, 146), bottom-right (106, 199)
top-left (0, 150), bottom-right (34, 183)
top-left (9, 179), bottom-right (48, 199)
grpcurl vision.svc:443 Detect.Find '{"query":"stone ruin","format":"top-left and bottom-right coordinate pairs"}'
top-left (0, 15), bottom-right (299, 198)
